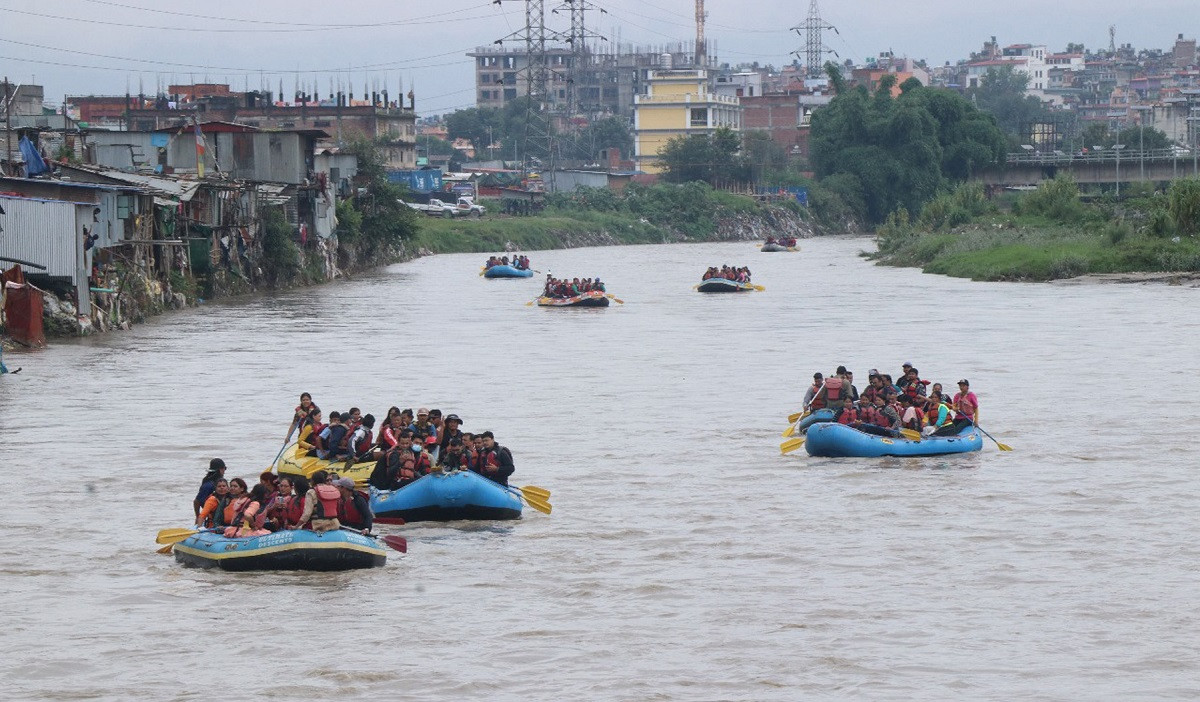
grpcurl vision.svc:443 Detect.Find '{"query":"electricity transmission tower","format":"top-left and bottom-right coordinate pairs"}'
top-left (554, 0), bottom-right (606, 118)
top-left (496, 0), bottom-right (563, 185)
top-left (792, 0), bottom-right (838, 79)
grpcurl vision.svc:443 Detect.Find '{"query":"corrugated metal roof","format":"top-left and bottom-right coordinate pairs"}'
top-left (64, 166), bottom-right (204, 201)
top-left (0, 197), bottom-right (84, 281)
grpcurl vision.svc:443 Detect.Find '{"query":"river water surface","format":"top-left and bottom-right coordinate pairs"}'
top-left (2, 237), bottom-right (1198, 701)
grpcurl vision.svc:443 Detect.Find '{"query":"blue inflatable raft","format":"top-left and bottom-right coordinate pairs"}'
top-left (173, 529), bottom-right (387, 571)
top-left (804, 421), bottom-right (983, 458)
top-left (371, 469), bottom-right (523, 522)
top-left (484, 265), bottom-right (534, 279)
top-left (696, 278), bottom-right (754, 293)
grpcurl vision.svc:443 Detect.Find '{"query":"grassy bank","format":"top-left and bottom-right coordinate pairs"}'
top-left (411, 212), bottom-right (668, 254)
top-left (872, 179), bottom-right (1200, 281)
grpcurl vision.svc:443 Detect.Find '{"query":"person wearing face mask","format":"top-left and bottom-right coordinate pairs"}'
top-left (370, 429), bottom-right (428, 490)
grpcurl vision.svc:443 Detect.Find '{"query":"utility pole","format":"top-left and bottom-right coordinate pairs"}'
top-left (792, 0), bottom-right (839, 80)
top-left (3, 77), bottom-right (10, 177)
top-left (496, 0), bottom-right (565, 189)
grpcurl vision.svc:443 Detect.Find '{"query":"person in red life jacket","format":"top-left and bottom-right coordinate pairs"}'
top-left (195, 479), bottom-right (231, 528)
top-left (459, 432), bottom-right (479, 470)
top-left (837, 403), bottom-right (859, 425)
top-left (898, 395), bottom-right (925, 432)
top-left (347, 414), bottom-right (376, 461)
top-left (280, 476), bottom-right (310, 529)
top-left (288, 392), bottom-right (319, 439)
top-left (335, 477), bottom-right (373, 534)
top-left (295, 470), bottom-right (341, 532)
top-left (803, 372), bottom-right (825, 410)
top-left (370, 429), bottom-right (423, 490)
top-left (895, 362), bottom-right (915, 393)
top-left (377, 412), bottom-right (406, 455)
top-left (860, 371), bottom-right (885, 405)
top-left (813, 366), bottom-right (851, 413)
top-left (299, 409), bottom-right (326, 456)
top-left (264, 476), bottom-right (294, 531)
top-left (900, 367), bottom-right (929, 399)
top-left (476, 431), bottom-right (515, 486)
top-left (257, 471), bottom-right (279, 511)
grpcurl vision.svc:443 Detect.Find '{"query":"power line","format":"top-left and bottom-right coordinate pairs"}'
top-left (73, 0), bottom-right (484, 28)
top-left (0, 4), bottom-right (497, 33)
top-left (0, 53), bottom-right (467, 76)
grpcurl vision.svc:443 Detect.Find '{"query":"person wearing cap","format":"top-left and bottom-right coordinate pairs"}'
top-left (409, 408), bottom-right (438, 445)
top-left (193, 458), bottom-right (227, 516)
top-left (437, 414), bottom-right (465, 463)
top-left (335, 477), bottom-right (373, 534)
top-left (476, 431), bottom-right (515, 486)
top-left (802, 372), bottom-right (825, 410)
top-left (953, 380), bottom-right (979, 423)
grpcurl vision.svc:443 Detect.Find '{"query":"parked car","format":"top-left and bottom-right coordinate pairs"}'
top-left (400, 199), bottom-right (458, 218)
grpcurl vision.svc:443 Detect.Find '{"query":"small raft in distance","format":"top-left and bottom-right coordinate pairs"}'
top-left (173, 529), bottom-right (387, 571)
top-left (696, 278), bottom-right (755, 293)
top-left (536, 290), bottom-right (611, 307)
top-left (804, 421), bottom-right (983, 458)
top-left (484, 264), bottom-right (534, 279)
top-left (371, 469), bottom-right (523, 523)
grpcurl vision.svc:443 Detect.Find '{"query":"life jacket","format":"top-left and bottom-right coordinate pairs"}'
top-left (206, 494), bottom-right (231, 528)
top-left (312, 484), bottom-right (341, 520)
top-left (354, 429), bottom-right (374, 456)
top-left (339, 492), bottom-right (367, 525)
top-left (825, 377), bottom-right (844, 401)
top-left (284, 494), bottom-right (306, 527)
top-left (324, 425), bottom-right (349, 453)
top-left (808, 384), bottom-right (826, 409)
top-left (224, 496), bottom-right (250, 526)
top-left (838, 408), bottom-right (858, 425)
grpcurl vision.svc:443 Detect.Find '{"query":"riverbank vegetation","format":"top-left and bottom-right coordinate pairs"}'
top-left (872, 178), bottom-right (1200, 280)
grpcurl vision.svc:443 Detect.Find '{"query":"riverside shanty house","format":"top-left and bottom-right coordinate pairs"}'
top-left (0, 177), bottom-right (162, 330)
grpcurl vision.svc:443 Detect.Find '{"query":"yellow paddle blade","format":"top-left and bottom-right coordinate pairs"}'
top-left (780, 438), bottom-right (805, 454)
top-left (525, 300), bottom-right (535, 306)
top-left (605, 294), bottom-right (625, 304)
top-left (787, 409), bottom-right (809, 424)
top-left (898, 429), bottom-right (922, 441)
top-left (752, 284), bottom-right (765, 291)
top-left (521, 485), bottom-right (551, 499)
top-left (524, 495), bottom-right (552, 515)
top-left (156, 528), bottom-right (199, 544)
top-left (782, 424), bottom-right (795, 438)
top-left (997, 442), bottom-right (1013, 451)
top-left (157, 543), bottom-right (174, 555)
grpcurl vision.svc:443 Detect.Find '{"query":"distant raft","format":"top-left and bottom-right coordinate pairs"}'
top-left (173, 529), bottom-right (387, 572)
top-left (371, 470), bottom-right (523, 523)
top-left (484, 265), bottom-right (534, 279)
top-left (536, 290), bottom-right (611, 307)
top-left (696, 278), bottom-right (755, 293)
top-left (804, 421), bottom-right (983, 458)
top-left (760, 243), bottom-right (798, 252)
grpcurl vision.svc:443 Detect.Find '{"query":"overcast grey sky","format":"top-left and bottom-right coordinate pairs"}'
top-left (0, 0), bottom-right (1196, 115)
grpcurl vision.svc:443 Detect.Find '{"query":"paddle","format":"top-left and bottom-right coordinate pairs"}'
top-left (787, 410), bottom-right (805, 424)
top-left (780, 437), bottom-right (805, 454)
top-left (156, 527), bottom-right (207, 544)
top-left (157, 543), bottom-right (175, 555)
top-left (750, 284), bottom-right (765, 291)
top-left (380, 535), bottom-right (408, 553)
top-left (605, 294), bottom-right (624, 304)
top-left (898, 428), bottom-right (922, 441)
top-left (520, 484), bottom-right (551, 499)
top-left (782, 424), bottom-right (796, 438)
top-left (270, 422), bottom-right (301, 471)
top-left (508, 486), bottom-right (552, 514)
top-left (975, 424), bottom-right (1013, 451)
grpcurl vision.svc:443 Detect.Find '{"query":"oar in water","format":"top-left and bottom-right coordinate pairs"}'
top-left (780, 437), bottom-right (805, 454)
top-left (975, 424), bottom-right (1013, 451)
top-left (605, 294), bottom-right (625, 304)
top-left (750, 284), bottom-right (765, 291)
top-left (782, 424), bottom-right (796, 438)
top-left (379, 535), bottom-right (408, 553)
top-left (787, 410), bottom-right (806, 424)
top-left (508, 486), bottom-right (552, 514)
top-left (520, 485), bottom-right (550, 500)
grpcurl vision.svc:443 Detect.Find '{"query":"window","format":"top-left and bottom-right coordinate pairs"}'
top-left (690, 107), bottom-right (708, 127)
top-left (504, 72), bottom-right (517, 84)
top-left (504, 88), bottom-right (517, 100)
top-left (503, 56), bottom-right (516, 69)
top-left (482, 74), bottom-right (492, 84)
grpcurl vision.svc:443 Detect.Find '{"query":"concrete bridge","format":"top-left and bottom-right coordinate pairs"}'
top-left (973, 148), bottom-right (1200, 187)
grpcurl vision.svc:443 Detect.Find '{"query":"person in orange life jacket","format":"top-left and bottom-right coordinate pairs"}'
top-left (837, 403), bottom-right (859, 425)
top-left (195, 479), bottom-right (231, 528)
top-left (476, 431), bottom-right (515, 486)
top-left (224, 483), bottom-right (272, 538)
top-left (335, 478), bottom-right (373, 534)
top-left (437, 414), bottom-right (465, 462)
top-left (456, 432), bottom-right (479, 470)
top-left (320, 412), bottom-right (348, 459)
top-left (213, 478), bottom-right (250, 527)
top-left (901, 367), bottom-right (929, 398)
top-left (193, 458), bottom-right (227, 516)
top-left (813, 366), bottom-right (851, 412)
top-left (803, 372), bottom-right (825, 410)
top-left (295, 470), bottom-right (341, 532)
top-left (370, 429), bottom-right (420, 489)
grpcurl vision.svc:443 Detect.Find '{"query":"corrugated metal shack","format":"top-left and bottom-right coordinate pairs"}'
top-left (0, 194), bottom-right (98, 311)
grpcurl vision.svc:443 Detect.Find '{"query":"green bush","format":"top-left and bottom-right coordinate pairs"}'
top-left (260, 207), bottom-right (300, 285)
top-left (1018, 175), bottom-right (1086, 223)
top-left (1168, 177), bottom-right (1200, 236)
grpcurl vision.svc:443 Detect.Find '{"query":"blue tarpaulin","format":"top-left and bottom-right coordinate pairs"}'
top-left (19, 136), bottom-right (48, 176)
top-left (387, 170), bottom-right (442, 193)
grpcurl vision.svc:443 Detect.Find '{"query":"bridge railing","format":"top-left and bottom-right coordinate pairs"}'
top-left (1005, 148), bottom-right (1193, 165)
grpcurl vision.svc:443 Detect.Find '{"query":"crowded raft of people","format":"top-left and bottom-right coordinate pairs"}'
top-left (696, 265), bottom-right (760, 292)
top-left (761, 236), bottom-right (798, 251)
top-left (535, 275), bottom-right (619, 306)
top-left (485, 255), bottom-right (530, 270)
top-left (782, 363), bottom-right (1009, 457)
top-left (701, 265), bottom-right (752, 283)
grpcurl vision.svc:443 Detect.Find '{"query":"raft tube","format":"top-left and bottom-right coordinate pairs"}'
top-left (173, 529), bottom-right (387, 572)
top-left (275, 443), bottom-right (373, 486)
top-left (760, 243), bottom-right (793, 252)
top-left (696, 278), bottom-right (754, 293)
top-left (795, 408), bottom-right (836, 433)
top-left (371, 470), bottom-right (523, 523)
top-left (804, 421), bottom-right (983, 458)
top-left (484, 265), bottom-right (534, 279)
top-left (536, 290), bottom-right (610, 307)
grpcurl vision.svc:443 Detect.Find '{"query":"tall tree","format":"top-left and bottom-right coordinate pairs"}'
top-left (967, 65), bottom-right (1053, 137)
